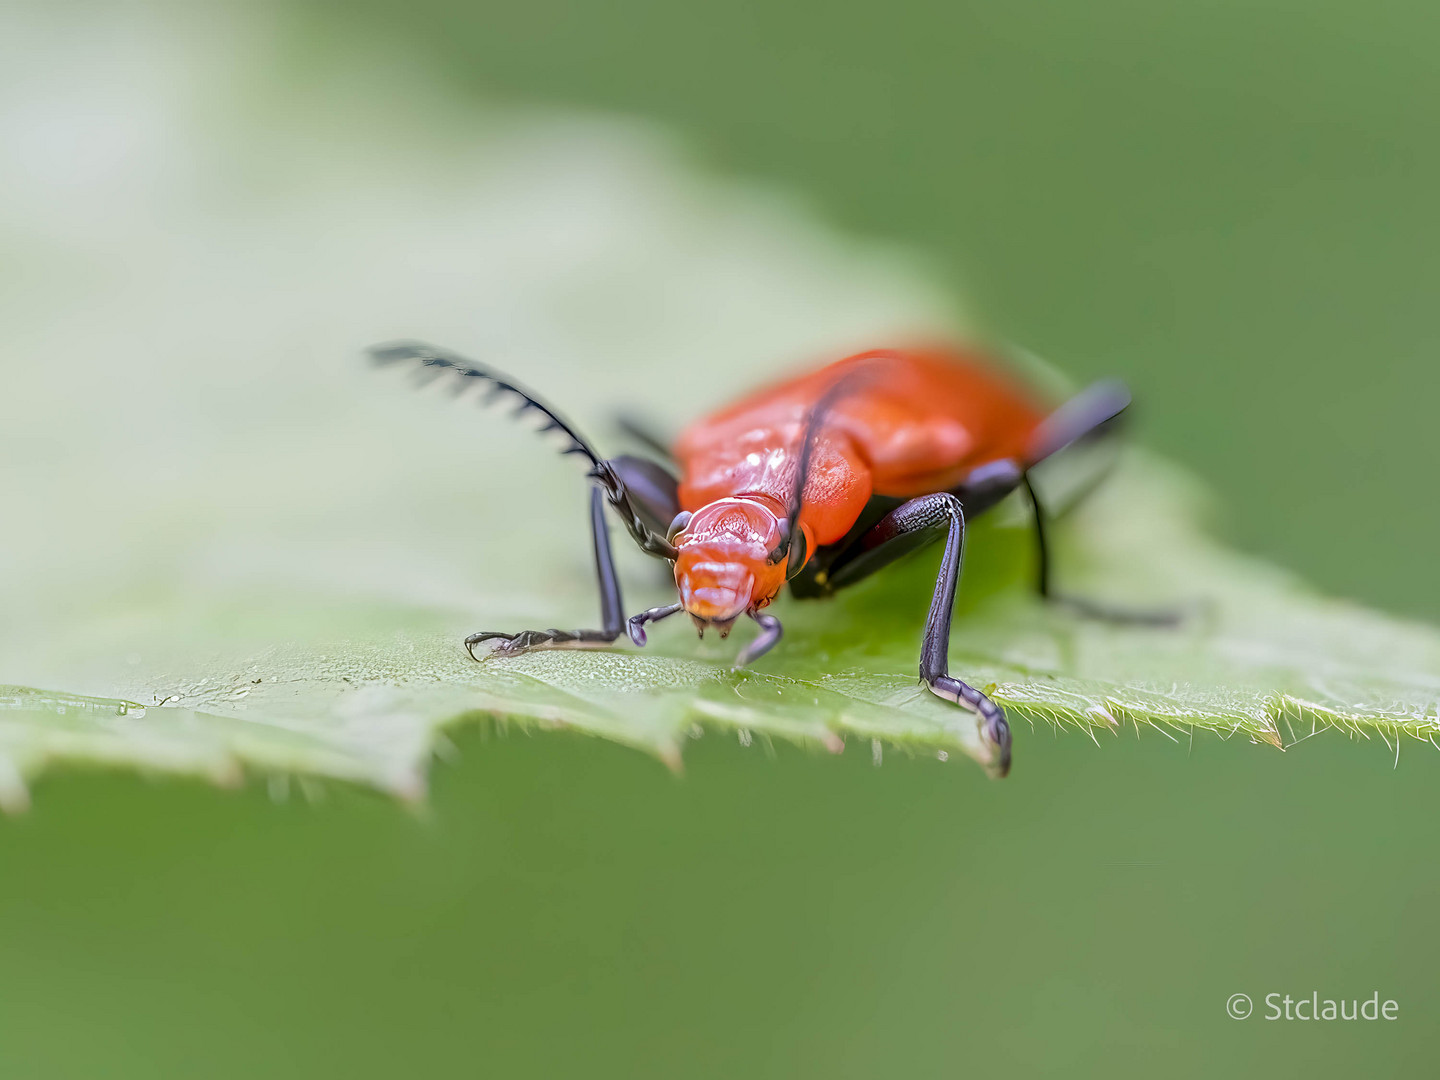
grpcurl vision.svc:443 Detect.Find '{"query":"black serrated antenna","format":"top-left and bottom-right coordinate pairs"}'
top-left (369, 340), bottom-right (678, 561)
top-left (369, 340), bottom-right (605, 471)
top-left (770, 363), bottom-right (879, 574)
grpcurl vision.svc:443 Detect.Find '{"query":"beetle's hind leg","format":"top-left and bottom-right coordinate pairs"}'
top-left (825, 492), bottom-right (1011, 776)
top-left (1021, 382), bottom-right (1183, 626)
top-left (465, 486), bottom-right (628, 658)
top-left (1022, 472), bottom-right (1182, 627)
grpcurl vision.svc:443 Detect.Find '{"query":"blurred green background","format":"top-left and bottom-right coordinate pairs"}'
top-left (3, 1), bottom-right (1438, 1076)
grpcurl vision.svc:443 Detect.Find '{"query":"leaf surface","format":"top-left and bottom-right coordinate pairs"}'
top-left (3, 14), bottom-right (1437, 802)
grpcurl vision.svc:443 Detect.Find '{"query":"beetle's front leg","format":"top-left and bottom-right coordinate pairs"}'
top-left (465, 486), bottom-right (627, 658)
top-left (827, 492), bottom-right (1011, 776)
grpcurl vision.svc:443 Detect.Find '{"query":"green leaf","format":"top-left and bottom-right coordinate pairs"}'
top-left (3, 15), bottom-right (1438, 804)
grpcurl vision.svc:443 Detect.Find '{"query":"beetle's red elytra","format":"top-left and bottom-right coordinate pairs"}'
top-left (371, 341), bottom-right (1172, 777)
top-left (671, 349), bottom-right (1046, 620)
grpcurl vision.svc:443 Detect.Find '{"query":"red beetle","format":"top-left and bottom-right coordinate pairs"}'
top-left (372, 342), bottom-right (1168, 775)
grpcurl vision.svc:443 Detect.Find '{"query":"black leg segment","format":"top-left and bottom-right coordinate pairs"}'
top-left (1022, 472), bottom-right (1180, 625)
top-left (1025, 379), bottom-right (1130, 469)
top-left (465, 485), bottom-right (628, 658)
top-left (1021, 380), bottom-right (1182, 625)
top-left (1021, 471), bottom-right (1054, 600)
top-left (734, 611), bottom-right (783, 669)
top-left (835, 492), bottom-right (1011, 776)
top-left (607, 454), bottom-right (681, 537)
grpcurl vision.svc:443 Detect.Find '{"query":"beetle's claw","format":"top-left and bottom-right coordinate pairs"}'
top-left (984, 711), bottom-right (1012, 778)
top-left (464, 630), bottom-right (531, 660)
top-left (626, 603), bottom-right (683, 648)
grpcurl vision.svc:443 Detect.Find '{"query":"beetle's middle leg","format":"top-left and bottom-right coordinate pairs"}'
top-left (1022, 473), bottom-right (1181, 626)
top-left (1021, 381), bottom-right (1182, 625)
top-left (824, 492), bottom-right (1011, 776)
top-left (946, 457), bottom-right (1178, 627)
top-left (465, 485), bottom-right (628, 657)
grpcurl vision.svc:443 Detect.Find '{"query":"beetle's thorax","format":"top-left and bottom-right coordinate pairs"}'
top-left (672, 496), bottom-right (791, 627)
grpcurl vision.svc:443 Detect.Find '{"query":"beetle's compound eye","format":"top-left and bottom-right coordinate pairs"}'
top-left (784, 528), bottom-right (808, 579)
top-left (765, 519), bottom-right (790, 566)
top-left (667, 510), bottom-right (693, 541)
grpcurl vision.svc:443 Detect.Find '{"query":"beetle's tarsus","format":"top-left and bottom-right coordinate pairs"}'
top-left (733, 611), bottom-right (783, 669)
top-left (985, 711), bottom-right (1012, 778)
top-left (464, 627), bottom-right (620, 659)
top-left (927, 675), bottom-right (1011, 778)
top-left (1048, 593), bottom-right (1184, 627)
top-left (626, 602), bottom-right (683, 647)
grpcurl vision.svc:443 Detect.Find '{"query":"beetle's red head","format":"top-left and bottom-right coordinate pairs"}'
top-left (671, 497), bottom-right (796, 629)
